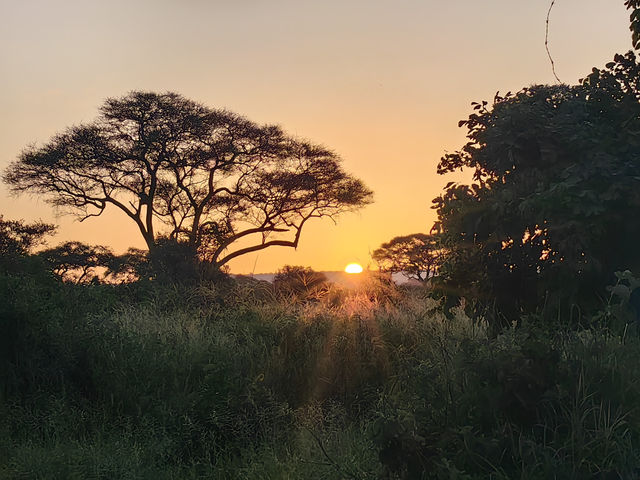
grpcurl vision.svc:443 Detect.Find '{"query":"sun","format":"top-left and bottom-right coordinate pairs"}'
top-left (344, 263), bottom-right (363, 274)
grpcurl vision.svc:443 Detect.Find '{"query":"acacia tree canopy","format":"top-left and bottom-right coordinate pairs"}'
top-left (372, 233), bottom-right (443, 282)
top-left (4, 92), bottom-right (373, 267)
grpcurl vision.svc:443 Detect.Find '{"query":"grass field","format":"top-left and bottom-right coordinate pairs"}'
top-left (2, 269), bottom-right (640, 479)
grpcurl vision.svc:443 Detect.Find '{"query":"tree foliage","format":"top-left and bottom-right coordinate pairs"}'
top-left (433, 51), bottom-right (640, 318)
top-left (37, 241), bottom-right (154, 284)
top-left (625, 0), bottom-right (640, 49)
top-left (372, 233), bottom-right (443, 282)
top-left (4, 92), bottom-right (372, 267)
top-left (105, 247), bottom-right (149, 283)
top-left (0, 216), bottom-right (55, 257)
top-left (39, 241), bottom-right (114, 284)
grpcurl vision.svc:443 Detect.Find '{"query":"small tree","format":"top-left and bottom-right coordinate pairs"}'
top-left (273, 265), bottom-right (328, 298)
top-left (0, 216), bottom-right (55, 257)
top-left (38, 241), bottom-right (116, 284)
top-left (4, 92), bottom-right (373, 268)
top-left (373, 233), bottom-right (443, 282)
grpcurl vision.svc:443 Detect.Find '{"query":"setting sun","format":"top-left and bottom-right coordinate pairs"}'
top-left (344, 263), bottom-right (363, 274)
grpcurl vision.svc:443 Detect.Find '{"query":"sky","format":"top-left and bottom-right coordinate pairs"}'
top-left (0, 0), bottom-right (632, 274)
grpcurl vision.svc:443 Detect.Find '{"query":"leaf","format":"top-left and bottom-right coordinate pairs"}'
top-left (614, 270), bottom-right (640, 290)
top-left (607, 284), bottom-right (631, 301)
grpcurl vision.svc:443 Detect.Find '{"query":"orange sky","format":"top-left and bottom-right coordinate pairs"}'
top-left (0, 0), bottom-right (632, 273)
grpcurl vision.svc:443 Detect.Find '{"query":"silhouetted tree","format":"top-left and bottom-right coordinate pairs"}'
top-left (273, 265), bottom-right (328, 298)
top-left (38, 241), bottom-right (115, 284)
top-left (434, 52), bottom-right (640, 319)
top-left (0, 216), bottom-right (55, 257)
top-left (372, 233), bottom-right (443, 282)
top-left (105, 247), bottom-right (149, 283)
top-left (4, 92), bottom-right (373, 268)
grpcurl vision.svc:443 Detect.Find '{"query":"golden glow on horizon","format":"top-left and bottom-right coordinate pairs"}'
top-left (345, 263), bottom-right (363, 274)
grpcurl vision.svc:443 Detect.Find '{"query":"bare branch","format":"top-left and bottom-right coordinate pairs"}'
top-left (545, 0), bottom-right (562, 83)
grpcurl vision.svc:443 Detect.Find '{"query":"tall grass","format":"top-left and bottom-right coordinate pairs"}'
top-left (2, 270), bottom-right (640, 478)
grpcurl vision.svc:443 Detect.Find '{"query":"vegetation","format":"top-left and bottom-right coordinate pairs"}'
top-left (626, 0), bottom-right (640, 49)
top-left (430, 51), bottom-right (640, 323)
top-left (4, 5), bottom-right (640, 478)
top-left (38, 241), bottom-right (116, 284)
top-left (0, 216), bottom-right (55, 257)
top-left (3, 248), bottom-right (640, 479)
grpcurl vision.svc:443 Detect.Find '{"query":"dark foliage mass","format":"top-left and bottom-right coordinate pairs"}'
top-left (4, 92), bottom-right (372, 268)
top-left (37, 241), bottom-right (157, 285)
top-left (0, 216), bottom-right (55, 258)
top-left (432, 51), bottom-right (640, 321)
top-left (38, 241), bottom-right (116, 284)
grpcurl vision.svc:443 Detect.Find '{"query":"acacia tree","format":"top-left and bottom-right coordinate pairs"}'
top-left (4, 92), bottom-right (372, 267)
top-left (38, 241), bottom-right (115, 284)
top-left (38, 242), bottom-right (150, 284)
top-left (372, 233), bottom-right (443, 282)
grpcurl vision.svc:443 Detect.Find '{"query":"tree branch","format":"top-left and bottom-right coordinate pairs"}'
top-left (216, 213), bottom-right (314, 266)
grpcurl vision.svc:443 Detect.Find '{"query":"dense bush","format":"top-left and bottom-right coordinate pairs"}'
top-left (273, 265), bottom-right (329, 301)
top-left (431, 52), bottom-right (640, 323)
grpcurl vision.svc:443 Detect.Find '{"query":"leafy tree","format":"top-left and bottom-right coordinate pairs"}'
top-left (38, 241), bottom-right (116, 284)
top-left (38, 241), bottom-right (156, 284)
top-left (372, 233), bottom-right (443, 282)
top-left (4, 92), bottom-right (373, 268)
top-left (0, 216), bottom-right (55, 257)
top-left (38, 239), bottom-right (221, 285)
top-left (433, 52), bottom-right (640, 319)
top-left (273, 265), bottom-right (328, 298)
